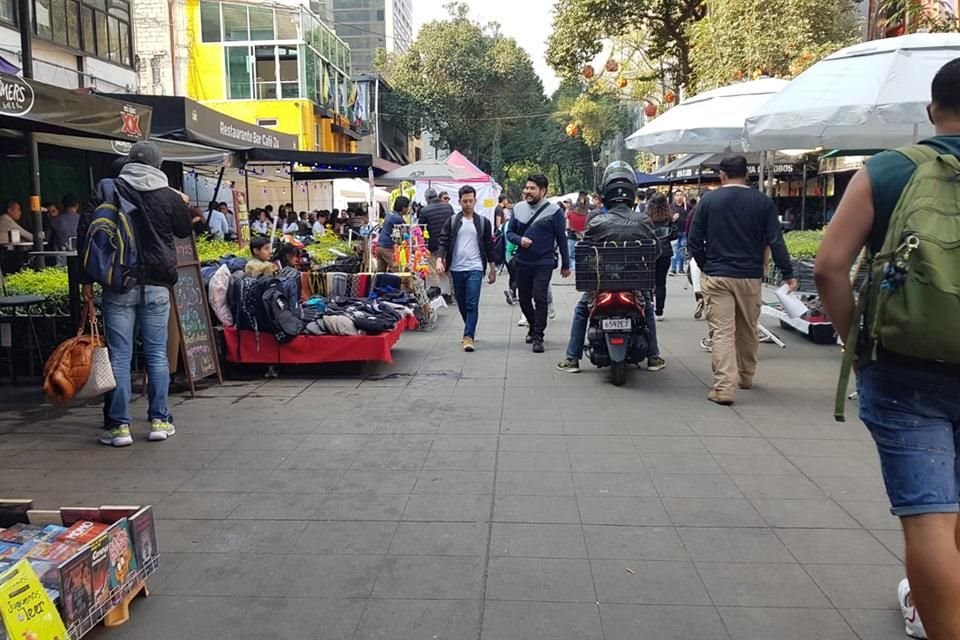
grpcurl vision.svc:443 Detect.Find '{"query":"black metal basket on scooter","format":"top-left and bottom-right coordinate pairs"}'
top-left (575, 240), bottom-right (658, 292)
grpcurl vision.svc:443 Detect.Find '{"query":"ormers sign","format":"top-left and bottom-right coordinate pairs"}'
top-left (0, 74), bottom-right (34, 116)
top-left (0, 72), bottom-right (152, 141)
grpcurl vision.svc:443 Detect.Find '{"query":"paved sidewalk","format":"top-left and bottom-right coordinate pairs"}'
top-left (0, 276), bottom-right (905, 639)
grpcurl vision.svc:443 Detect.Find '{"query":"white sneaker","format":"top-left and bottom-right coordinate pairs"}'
top-left (549, 303), bottom-right (557, 320)
top-left (899, 578), bottom-right (927, 639)
top-left (99, 425), bottom-right (133, 447)
top-left (518, 316), bottom-right (528, 327)
top-left (149, 419), bottom-right (177, 442)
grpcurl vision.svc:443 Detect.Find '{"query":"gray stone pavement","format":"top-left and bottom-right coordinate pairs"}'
top-left (0, 275), bottom-right (907, 639)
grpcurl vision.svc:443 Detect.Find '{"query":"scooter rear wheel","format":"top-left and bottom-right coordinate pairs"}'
top-left (611, 362), bottom-right (627, 386)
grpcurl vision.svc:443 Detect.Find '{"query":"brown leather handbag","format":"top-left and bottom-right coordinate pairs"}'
top-left (43, 300), bottom-right (102, 404)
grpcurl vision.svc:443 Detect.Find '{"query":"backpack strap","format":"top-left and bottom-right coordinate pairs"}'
top-left (834, 282), bottom-right (871, 422)
top-left (895, 144), bottom-right (941, 167)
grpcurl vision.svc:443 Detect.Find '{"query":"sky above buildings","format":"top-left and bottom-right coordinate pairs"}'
top-left (411, 0), bottom-right (561, 96)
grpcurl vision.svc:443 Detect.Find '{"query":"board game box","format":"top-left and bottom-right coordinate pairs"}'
top-left (106, 519), bottom-right (137, 604)
top-left (59, 520), bottom-right (110, 546)
top-left (87, 531), bottom-right (110, 607)
top-left (57, 546), bottom-right (93, 627)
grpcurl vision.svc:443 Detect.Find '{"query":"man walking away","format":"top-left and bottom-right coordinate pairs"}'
top-left (82, 141), bottom-right (193, 447)
top-left (670, 191), bottom-right (690, 274)
top-left (436, 186), bottom-right (497, 352)
top-left (376, 197), bottom-right (409, 272)
top-left (814, 58), bottom-right (960, 640)
top-left (688, 155), bottom-right (795, 406)
top-left (506, 175), bottom-right (570, 353)
top-left (419, 188), bottom-right (455, 298)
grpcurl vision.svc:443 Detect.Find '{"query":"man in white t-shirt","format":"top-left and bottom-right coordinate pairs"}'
top-left (436, 186), bottom-right (497, 352)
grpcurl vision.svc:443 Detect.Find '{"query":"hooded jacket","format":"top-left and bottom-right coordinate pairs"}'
top-left (80, 163), bottom-right (193, 287)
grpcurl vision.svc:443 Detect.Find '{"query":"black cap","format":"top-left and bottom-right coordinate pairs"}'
top-left (717, 154), bottom-right (748, 178)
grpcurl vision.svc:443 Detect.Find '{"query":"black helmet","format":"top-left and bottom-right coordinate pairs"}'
top-left (601, 161), bottom-right (638, 208)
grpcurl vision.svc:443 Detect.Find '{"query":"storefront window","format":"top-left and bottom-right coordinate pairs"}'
top-left (226, 46), bottom-right (252, 99)
top-left (81, 6), bottom-right (95, 52)
top-left (222, 3), bottom-right (248, 41)
top-left (94, 10), bottom-right (107, 54)
top-left (278, 45), bottom-right (298, 98)
top-left (107, 14), bottom-right (121, 63)
top-left (50, 0), bottom-right (67, 42)
top-left (0, 0), bottom-right (15, 25)
top-left (35, 0), bottom-right (52, 38)
top-left (254, 45), bottom-right (276, 99)
top-left (276, 9), bottom-right (297, 40)
top-left (66, 0), bottom-right (80, 49)
top-left (249, 6), bottom-right (273, 40)
top-left (200, 0), bottom-right (221, 42)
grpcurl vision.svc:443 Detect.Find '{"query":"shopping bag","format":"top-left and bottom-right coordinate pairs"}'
top-left (74, 341), bottom-right (116, 399)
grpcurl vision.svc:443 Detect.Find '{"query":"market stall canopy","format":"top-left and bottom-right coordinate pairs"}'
top-left (29, 132), bottom-right (231, 165)
top-left (654, 152), bottom-right (805, 182)
top-left (380, 158), bottom-right (479, 182)
top-left (627, 78), bottom-right (788, 154)
top-left (745, 33), bottom-right (960, 150)
top-left (102, 94), bottom-right (299, 151)
top-left (636, 171), bottom-right (670, 187)
top-left (0, 73), bottom-right (151, 141)
top-left (248, 149), bottom-right (374, 180)
top-left (445, 150), bottom-right (492, 182)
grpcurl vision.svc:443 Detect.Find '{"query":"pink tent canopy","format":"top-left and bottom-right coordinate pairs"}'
top-left (444, 150), bottom-right (491, 183)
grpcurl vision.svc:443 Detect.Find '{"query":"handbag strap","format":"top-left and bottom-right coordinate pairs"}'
top-left (77, 298), bottom-right (100, 342)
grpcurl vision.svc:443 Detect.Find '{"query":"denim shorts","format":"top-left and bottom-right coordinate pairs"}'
top-left (858, 360), bottom-right (960, 517)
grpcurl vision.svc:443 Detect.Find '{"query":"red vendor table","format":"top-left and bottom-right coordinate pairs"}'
top-left (223, 316), bottom-right (418, 365)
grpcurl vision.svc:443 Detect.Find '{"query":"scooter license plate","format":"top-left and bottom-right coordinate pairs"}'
top-left (601, 318), bottom-right (632, 331)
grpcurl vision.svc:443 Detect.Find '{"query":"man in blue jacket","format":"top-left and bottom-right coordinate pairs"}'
top-left (506, 175), bottom-right (571, 353)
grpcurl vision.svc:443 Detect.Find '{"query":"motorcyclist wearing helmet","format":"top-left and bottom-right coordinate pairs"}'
top-left (556, 161), bottom-right (666, 373)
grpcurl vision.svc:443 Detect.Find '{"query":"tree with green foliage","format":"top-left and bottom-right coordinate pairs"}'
top-left (375, 2), bottom-right (547, 182)
top-left (547, 0), bottom-right (706, 92)
top-left (689, 0), bottom-right (860, 91)
top-left (875, 0), bottom-right (960, 34)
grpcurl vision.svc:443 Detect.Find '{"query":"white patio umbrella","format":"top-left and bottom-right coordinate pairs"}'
top-left (626, 78), bottom-right (789, 154)
top-left (745, 33), bottom-right (960, 151)
top-left (380, 159), bottom-right (477, 182)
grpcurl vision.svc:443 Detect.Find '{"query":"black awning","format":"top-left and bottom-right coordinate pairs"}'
top-left (0, 73), bottom-right (152, 141)
top-left (102, 94), bottom-right (299, 151)
top-left (244, 148), bottom-right (373, 171)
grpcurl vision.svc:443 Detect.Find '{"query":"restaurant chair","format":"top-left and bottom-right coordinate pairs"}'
top-left (0, 263), bottom-right (45, 382)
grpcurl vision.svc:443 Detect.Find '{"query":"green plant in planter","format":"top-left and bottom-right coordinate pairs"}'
top-left (784, 230), bottom-right (824, 260)
top-left (4, 268), bottom-right (69, 315)
top-left (195, 237), bottom-right (242, 263)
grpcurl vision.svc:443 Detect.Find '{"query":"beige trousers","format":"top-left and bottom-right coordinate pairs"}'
top-left (701, 275), bottom-right (762, 398)
top-left (426, 252), bottom-right (451, 295)
top-left (376, 246), bottom-right (395, 273)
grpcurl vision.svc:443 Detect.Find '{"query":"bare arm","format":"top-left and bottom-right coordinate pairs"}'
top-left (814, 168), bottom-right (875, 343)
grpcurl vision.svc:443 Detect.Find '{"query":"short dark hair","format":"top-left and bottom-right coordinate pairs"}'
top-left (393, 196), bottom-right (411, 212)
top-left (42, 200), bottom-right (57, 209)
top-left (459, 185), bottom-right (476, 199)
top-left (265, 204), bottom-right (273, 212)
top-left (933, 57), bottom-right (960, 113)
top-left (499, 194), bottom-right (508, 204)
top-left (62, 194), bottom-right (79, 209)
top-left (526, 175), bottom-right (548, 191)
top-left (718, 155), bottom-right (749, 179)
top-left (250, 236), bottom-right (271, 253)
top-left (2, 199), bottom-right (17, 212)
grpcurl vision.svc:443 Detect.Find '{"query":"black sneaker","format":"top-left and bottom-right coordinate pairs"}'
top-left (525, 334), bottom-right (534, 344)
top-left (504, 290), bottom-right (515, 306)
top-left (532, 340), bottom-right (545, 354)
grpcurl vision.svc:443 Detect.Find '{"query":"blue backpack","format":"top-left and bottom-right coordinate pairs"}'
top-left (82, 179), bottom-right (143, 293)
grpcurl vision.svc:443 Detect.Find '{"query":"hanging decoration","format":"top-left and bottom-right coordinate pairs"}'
top-left (581, 64), bottom-right (595, 79)
top-left (565, 123), bottom-right (580, 137)
top-left (664, 90), bottom-right (677, 104)
top-left (605, 58), bottom-right (619, 73)
top-left (644, 102), bottom-right (658, 118)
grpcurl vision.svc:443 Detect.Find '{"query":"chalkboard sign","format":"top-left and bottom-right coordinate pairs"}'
top-left (170, 234), bottom-right (221, 393)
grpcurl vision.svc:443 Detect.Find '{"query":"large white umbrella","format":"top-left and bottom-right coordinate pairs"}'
top-left (626, 78), bottom-right (789, 154)
top-left (745, 33), bottom-right (960, 151)
top-left (380, 159), bottom-right (477, 182)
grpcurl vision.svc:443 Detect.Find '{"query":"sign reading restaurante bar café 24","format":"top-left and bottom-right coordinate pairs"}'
top-left (0, 72), bottom-right (151, 141)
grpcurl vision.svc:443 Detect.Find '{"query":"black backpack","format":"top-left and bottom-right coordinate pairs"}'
top-left (261, 280), bottom-right (303, 343)
top-left (493, 228), bottom-right (506, 266)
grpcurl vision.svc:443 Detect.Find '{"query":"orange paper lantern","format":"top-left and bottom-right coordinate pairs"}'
top-left (664, 90), bottom-right (676, 104)
top-left (616, 76), bottom-right (628, 89)
top-left (582, 64), bottom-right (595, 79)
top-left (605, 58), bottom-right (619, 73)
top-left (644, 102), bottom-right (657, 118)
top-left (565, 123), bottom-right (581, 137)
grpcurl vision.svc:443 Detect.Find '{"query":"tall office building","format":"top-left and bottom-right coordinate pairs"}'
top-left (332, 0), bottom-right (412, 73)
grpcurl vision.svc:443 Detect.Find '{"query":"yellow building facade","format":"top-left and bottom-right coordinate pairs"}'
top-left (182, 0), bottom-right (359, 152)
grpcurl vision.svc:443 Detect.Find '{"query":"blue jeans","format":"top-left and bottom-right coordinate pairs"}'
top-left (671, 233), bottom-right (687, 273)
top-left (567, 239), bottom-right (577, 271)
top-left (451, 270), bottom-right (483, 339)
top-left (565, 293), bottom-right (659, 360)
top-left (102, 285), bottom-right (173, 428)
top-left (858, 360), bottom-right (960, 517)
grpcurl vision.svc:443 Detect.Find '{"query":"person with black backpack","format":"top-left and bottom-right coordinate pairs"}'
top-left (80, 141), bottom-right (193, 448)
top-left (814, 58), bottom-right (960, 640)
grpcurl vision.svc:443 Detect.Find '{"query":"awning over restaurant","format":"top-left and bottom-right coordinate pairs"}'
top-left (31, 132), bottom-right (231, 165)
top-left (654, 152), bottom-right (805, 182)
top-left (0, 73), bottom-right (151, 141)
top-left (102, 94), bottom-right (299, 151)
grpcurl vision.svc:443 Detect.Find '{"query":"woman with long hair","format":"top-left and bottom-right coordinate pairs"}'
top-left (646, 193), bottom-right (678, 317)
